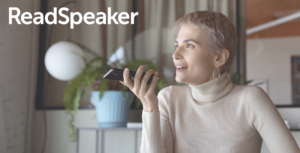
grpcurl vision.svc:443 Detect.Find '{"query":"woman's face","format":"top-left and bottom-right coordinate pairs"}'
top-left (173, 24), bottom-right (215, 86)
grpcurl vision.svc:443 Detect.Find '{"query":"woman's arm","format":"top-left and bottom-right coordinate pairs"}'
top-left (140, 88), bottom-right (174, 153)
top-left (119, 66), bottom-right (174, 153)
top-left (245, 85), bottom-right (300, 153)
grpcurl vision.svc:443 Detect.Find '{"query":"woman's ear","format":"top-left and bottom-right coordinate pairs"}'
top-left (214, 49), bottom-right (230, 67)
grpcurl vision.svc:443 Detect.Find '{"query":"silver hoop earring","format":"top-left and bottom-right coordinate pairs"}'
top-left (213, 67), bottom-right (220, 85)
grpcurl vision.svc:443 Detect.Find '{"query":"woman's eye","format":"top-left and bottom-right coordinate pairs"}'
top-left (187, 44), bottom-right (194, 48)
top-left (174, 44), bottom-right (194, 49)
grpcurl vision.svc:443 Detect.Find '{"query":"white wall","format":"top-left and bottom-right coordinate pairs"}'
top-left (247, 36), bottom-right (300, 105)
top-left (0, 0), bottom-right (39, 153)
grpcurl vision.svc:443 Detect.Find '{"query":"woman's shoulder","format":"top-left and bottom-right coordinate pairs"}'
top-left (231, 84), bottom-right (270, 106)
top-left (231, 84), bottom-right (265, 95)
top-left (233, 84), bottom-right (267, 96)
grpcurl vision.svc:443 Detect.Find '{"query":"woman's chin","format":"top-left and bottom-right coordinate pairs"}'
top-left (175, 77), bottom-right (186, 83)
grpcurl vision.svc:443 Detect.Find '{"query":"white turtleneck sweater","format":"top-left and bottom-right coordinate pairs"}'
top-left (140, 72), bottom-right (300, 153)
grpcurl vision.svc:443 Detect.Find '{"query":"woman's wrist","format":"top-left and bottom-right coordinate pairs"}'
top-left (144, 107), bottom-right (159, 112)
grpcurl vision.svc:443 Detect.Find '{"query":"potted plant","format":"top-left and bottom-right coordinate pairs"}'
top-left (230, 72), bottom-right (253, 85)
top-left (63, 40), bottom-right (169, 141)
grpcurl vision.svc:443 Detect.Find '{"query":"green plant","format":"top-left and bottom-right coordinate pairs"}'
top-left (230, 72), bottom-right (253, 85)
top-left (63, 40), bottom-right (169, 142)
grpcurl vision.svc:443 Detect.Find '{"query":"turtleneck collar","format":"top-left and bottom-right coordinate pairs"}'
top-left (188, 72), bottom-right (233, 104)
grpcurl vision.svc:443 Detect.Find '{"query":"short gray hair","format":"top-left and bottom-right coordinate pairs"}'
top-left (172, 11), bottom-right (238, 75)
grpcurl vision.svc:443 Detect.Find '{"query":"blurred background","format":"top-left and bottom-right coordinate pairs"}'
top-left (0, 0), bottom-right (300, 153)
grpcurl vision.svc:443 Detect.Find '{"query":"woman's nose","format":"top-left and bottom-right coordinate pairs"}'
top-left (172, 48), bottom-right (182, 60)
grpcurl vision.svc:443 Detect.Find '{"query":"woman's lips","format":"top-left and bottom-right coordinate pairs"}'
top-left (176, 67), bottom-right (188, 72)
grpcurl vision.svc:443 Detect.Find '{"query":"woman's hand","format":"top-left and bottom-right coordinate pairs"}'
top-left (119, 65), bottom-right (160, 112)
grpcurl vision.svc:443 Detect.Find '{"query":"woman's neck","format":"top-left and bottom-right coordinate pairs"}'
top-left (188, 72), bottom-right (234, 104)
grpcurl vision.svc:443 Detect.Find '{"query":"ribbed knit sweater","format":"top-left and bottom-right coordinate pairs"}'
top-left (140, 72), bottom-right (300, 153)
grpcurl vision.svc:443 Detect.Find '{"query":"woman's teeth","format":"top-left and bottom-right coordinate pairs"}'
top-left (176, 66), bottom-right (188, 70)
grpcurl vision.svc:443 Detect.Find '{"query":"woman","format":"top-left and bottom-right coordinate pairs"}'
top-left (120, 11), bottom-right (300, 153)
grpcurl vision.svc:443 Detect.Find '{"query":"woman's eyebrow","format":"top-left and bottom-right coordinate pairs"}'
top-left (174, 39), bottom-right (200, 44)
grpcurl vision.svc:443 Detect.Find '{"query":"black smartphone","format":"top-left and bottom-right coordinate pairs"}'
top-left (103, 68), bottom-right (160, 84)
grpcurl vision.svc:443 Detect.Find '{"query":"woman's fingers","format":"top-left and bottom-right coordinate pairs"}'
top-left (121, 67), bottom-right (159, 111)
top-left (147, 71), bottom-right (159, 95)
top-left (122, 66), bottom-right (159, 107)
top-left (140, 69), bottom-right (153, 95)
top-left (123, 68), bottom-right (134, 89)
top-left (133, 65), bottom-right (145, 93)
top-left (119, 81), bottom-right (125, 85)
